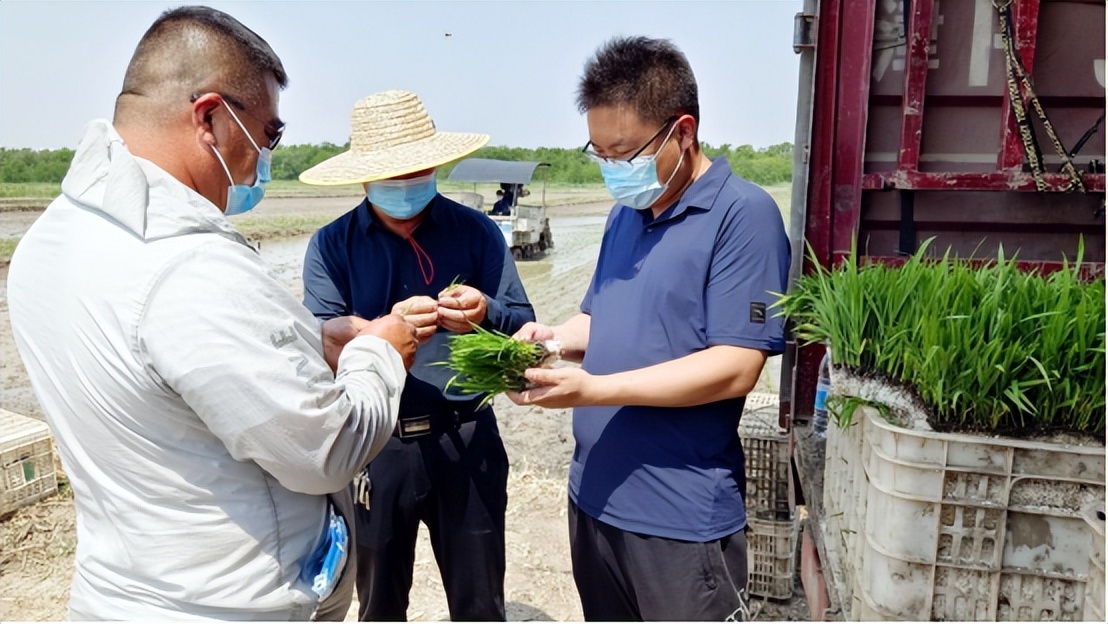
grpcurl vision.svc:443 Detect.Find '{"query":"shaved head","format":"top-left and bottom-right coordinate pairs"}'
top-left (114, 5), bottom-right (287, 127)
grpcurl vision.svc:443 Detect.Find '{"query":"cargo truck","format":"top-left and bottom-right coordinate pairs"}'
top-left (778, 0), bottom-right (1104, 619)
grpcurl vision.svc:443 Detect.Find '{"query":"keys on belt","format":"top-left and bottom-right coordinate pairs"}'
top-left (354, 470), bottom-right (371, 510)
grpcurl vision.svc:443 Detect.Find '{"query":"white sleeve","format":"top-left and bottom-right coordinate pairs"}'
top-left (138, 240), bottom-right (403, 495)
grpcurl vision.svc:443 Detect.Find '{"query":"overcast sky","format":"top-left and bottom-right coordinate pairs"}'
top-left (1, 0), bottom-right (803, 151)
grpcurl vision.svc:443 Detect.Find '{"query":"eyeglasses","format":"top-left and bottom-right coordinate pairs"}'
top-left (582, 115), bottom-right (678, 165)
top-left (191, 91), bottom-right (285, 150)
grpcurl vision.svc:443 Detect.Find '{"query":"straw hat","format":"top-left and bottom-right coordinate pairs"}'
top-left (299, 90), bottom-right (490, 185)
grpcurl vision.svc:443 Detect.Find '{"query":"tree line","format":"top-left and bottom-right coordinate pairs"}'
top-left (2, 142), bottom-right (793, 186)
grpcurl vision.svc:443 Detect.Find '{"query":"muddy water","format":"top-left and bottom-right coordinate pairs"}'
top-left (516, 215), bottom-right (606, 280)
top-left (255, 236), bottom-right (312, 300)
top-left (0, 211), bottom-right (43, 239)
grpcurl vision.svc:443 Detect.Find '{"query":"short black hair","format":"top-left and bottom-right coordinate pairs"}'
top-left (576, 36), bottom-right (699, 128)
top-left (116, 5), bottom-right (287, 123)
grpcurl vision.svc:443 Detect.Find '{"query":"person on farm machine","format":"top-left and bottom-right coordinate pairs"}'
top-left (491, 182), bottom-right (514, 215)
top-left (298, 89), bottom-right (536, 621)
top-left (7, 6), bottom-right (418, 620)
top-left (508, 36), bottom-right (791, 621)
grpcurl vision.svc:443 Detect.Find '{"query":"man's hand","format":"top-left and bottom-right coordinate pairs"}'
top-left (437, 284), bottom-right (487, 332)
top-left (505, 367), bottom-right (597, 409)
top-left (511, 321), bottom-right (556, 343)
top-left (322, 314), bottom-right (419, 371)
top-left (322, 316), bottom-right (369, 371)
top-left (391, 295), bottom-right (439, 343)
top-left (362, 314), bottom-right (419, 369)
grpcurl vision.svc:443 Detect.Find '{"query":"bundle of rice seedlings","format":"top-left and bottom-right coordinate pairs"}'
top-left (443, 325), bottom-right (558, 396)
top-left (774, 238), bottom-right (1105, 436)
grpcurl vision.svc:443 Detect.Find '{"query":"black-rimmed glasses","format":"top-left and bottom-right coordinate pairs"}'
top-left (191, 92), bottom-right (285, 150)
top-left (582, 115), bottom-right (678, 165)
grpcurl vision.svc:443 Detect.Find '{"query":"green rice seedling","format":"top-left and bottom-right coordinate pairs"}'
top-left (440, 275), bottom-right (465, 294)
top-left (442, 325), bottom-right (552, 397)
top-left (774, 238), bottom-right (1105, 436)
top-left (826, 394), bottom-right (889, 428)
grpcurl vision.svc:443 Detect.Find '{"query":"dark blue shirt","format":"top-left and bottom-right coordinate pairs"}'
top-left (491, 190), bottom-right (513, 215)
top-left (303, 194), bottom-right (535, 417)
top-left (572, 157), bottom-right (790, 541)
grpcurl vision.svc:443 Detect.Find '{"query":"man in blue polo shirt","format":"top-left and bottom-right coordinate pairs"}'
top-left (510, 37), bottom-right (790, 621)
top-left (298, 90), bottom-right (535, 621)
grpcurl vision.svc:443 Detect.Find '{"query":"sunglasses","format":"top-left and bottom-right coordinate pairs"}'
top-left (191, 91), bottom-right (285, 150)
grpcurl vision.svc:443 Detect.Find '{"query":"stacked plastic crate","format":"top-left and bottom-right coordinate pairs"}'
top-left (1, 409), bottom-right (58, 518)
top-left (740, 393), bottom-right (799, 600)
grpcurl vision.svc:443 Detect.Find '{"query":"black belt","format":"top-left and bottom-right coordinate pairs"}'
top-left (394, 408), bottom-right (483, 440)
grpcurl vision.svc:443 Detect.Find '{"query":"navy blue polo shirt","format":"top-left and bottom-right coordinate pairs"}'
top-left (303, 194), bottom-right (535, 417)
top-left (572, 157), bottom-right (790, 541)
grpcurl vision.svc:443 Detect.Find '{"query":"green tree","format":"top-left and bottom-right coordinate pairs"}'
top-left (1, 148), bottom-right (75, 184)
top-left (2, 142), bottom-right (793, 187)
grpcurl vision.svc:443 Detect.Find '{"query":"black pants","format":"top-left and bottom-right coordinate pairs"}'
top-left (568, 500), bottom-right (749, 621)
top-left (355, 409), bottom-right (508, 621)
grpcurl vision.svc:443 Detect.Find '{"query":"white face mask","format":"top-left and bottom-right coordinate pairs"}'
top-left (209, 99), bottom-right (271, 216)
top-left (368, 172), bottom-right (438, 219)
top-left (592, 122), bottom-right (684, 210)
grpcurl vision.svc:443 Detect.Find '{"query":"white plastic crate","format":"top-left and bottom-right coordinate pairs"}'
top-left (740, 393), bottom-right (794, 521)
top-left (1083, 502), bottom-right (1105, 622)
top-left (822, 413), bottom-right (866, 619)
top-left (747, 516), bottom-right (799, 600)
top-left (828, 405), bottom-right (1105, 621)
top-left (1, 409), bottom-right (58, 517)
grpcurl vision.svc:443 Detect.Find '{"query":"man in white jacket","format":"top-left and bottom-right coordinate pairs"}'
top-left (7, 6), bottom-right (417, 620)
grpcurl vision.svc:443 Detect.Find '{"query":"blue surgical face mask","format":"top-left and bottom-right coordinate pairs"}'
top-left (369, 172), bottom-right (438, 220)
top-left (210, 99), bottom-right (271, 216)
top-left (596, 123), bottom-right (684, 210)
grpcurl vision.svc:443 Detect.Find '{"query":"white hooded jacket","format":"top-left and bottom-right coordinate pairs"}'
top-left (7, 120), bottom-right (404, 620)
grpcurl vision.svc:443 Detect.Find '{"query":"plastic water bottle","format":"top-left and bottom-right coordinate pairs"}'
top-left (813, 351), bottom-right (831, 438)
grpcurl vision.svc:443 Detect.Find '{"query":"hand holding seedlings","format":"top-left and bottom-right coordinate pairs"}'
top-left (506, 366), bottom-right (594, 409)
top-left (512, 316), bottom-right (588, 363)
top-left (443, 325), bottom-right (559, 397)
top-left (322, 313), bottom-right (419, 371)
top-left (512, 321), bottom-right (556, 343)
top-left (391, 295), bottom-right (439, 343)
top-left (437, 283), bottom-right (488, 332)
top-left (511, 322), bottom-right (565, 366)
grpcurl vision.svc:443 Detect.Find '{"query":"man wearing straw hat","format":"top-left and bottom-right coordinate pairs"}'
top-left (300, 89), bottom-right (535, 621)
top-left (8, 6), bottom-right (419, 620)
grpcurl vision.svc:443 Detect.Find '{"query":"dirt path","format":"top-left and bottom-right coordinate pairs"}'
top-left (0, 194), bottom-right (807, 621)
